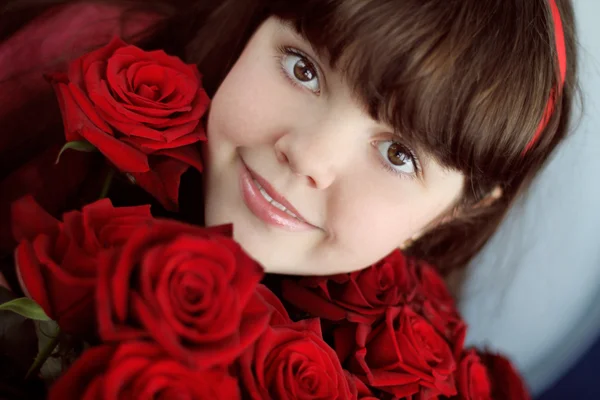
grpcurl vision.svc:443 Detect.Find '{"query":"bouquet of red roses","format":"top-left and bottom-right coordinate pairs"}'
top-left (5, 197), bottom-right (529, 400)
top-left (0, 38), bottom-right (530, 400)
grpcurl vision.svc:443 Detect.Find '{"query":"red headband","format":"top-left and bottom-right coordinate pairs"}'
top-left (523, 0), bottom-right (567, 154)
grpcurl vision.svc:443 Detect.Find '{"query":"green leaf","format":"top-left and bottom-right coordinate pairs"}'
top-left (26, 325), bottom-right (60, 380)
top-left (55, 140), bottom-right (97, 164)
top-left (0, 287), bottom-right (46, 398)
top-left (0, 298), bottom-right (50, 321)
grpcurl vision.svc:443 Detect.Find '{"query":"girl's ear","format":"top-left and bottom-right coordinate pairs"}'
top-left (439, 185), bottom-right (503, 224)
top-left (436, 185), bottom-right (504, 226)
top-left (472, 186), bottom-right (503, 210)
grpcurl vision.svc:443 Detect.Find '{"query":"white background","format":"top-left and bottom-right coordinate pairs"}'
top-left (458, 0), bottom-right (600, 395)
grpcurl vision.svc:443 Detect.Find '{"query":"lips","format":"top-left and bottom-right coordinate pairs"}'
top-left (239, 160), bottom-right (316, 232)
top-left (253, 178), bottom-right (301, 219)
top-left (249, 168), bottom-right (308, 221)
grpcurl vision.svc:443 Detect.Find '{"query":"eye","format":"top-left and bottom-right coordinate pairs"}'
top-left (376, 141), bottom-right (418, 177)
top-left (280, 48), bottom-right (321, 94)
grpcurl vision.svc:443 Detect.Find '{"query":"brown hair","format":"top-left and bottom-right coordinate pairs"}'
top-left (1, 0), bottom-right (579, 272)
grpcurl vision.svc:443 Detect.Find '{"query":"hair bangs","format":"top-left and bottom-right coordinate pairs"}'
top-left (271, 0), bottom-right (558, 189)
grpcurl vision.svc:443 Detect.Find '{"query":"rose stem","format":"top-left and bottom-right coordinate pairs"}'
top-left (25, 328), bottom-right (61, 381)
top-left (99, 167), bottom-right (116, 199)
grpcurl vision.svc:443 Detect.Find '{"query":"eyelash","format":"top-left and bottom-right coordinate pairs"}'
top-left (275, 45), bottom-right (322, 94)
top-left (276, 46), bottom-right (420, 180)
top-left (373, 140), bottom-right (421, 180)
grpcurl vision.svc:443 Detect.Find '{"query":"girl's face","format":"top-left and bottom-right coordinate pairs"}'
top-left (204, 17), bottom-right (464, 275)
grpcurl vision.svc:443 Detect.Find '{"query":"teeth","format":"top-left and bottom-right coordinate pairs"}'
top-left (253, 178), bottom-right (300, 219)
top-left (272, 202), bottom-right (287, 212)
top-left (258, 186), bottom-right (273, 202)
top-left (283, 208), bottom-right (299, 219)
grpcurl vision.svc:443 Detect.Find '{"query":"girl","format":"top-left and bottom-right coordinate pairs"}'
top-left (0, 0), bottom-right (577, 278)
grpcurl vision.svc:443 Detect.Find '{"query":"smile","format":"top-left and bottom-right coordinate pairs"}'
top-left (239, 159), bottom-right (316, 232)
top-left (254, 178), bottom-right (300, 218)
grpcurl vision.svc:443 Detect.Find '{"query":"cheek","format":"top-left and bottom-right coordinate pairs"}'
top-left (207, 55), bottom-right (291, 147)
top-left (329, 191), bottom-right (420, 252)
top-left (329, 179), bottom-right (451, 254)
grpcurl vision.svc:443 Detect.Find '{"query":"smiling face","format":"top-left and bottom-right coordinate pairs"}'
top-left (203, 17), bottom-right (464, 275)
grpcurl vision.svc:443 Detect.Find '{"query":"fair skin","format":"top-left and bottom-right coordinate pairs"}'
top-left (204, 17), bottom-right (465, 275)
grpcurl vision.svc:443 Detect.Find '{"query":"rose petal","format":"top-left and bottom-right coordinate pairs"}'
top-left (70, 72), bottom-right (115, 133)
top-left (154, 143), bottom-right (204, 172)
top-left (80, 123), bottom-right (150, 172)
top-left (129, 156), bottom-right (190, 211)
top-left (14, 241), bottom-right (53, 315)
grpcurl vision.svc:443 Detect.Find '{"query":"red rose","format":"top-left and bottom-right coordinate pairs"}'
top-left (346, 306), bottom-right (457, 399)
top-left (348, 372), bottom-right (379, 400)
top-left (479, 352), bottom-right (530, 400)
top-left (97, 220), bottom-right (271, 369)
top-left (456, 350), bottom-right (492, 400)
top-left (48, 342), bottom-right (240, 400)
top-left (11, 196), bottom-right (152, 336)
top-left (239, 318), bottom-right (354, 399)
top-left (414, 262), bottom-right (454, 307)
top-left (412, 261), bottom-right (464, 343)
top-left (255, 284), bottom-right (293, 326)
top-left (282, 249), bottom-right (414, 324)
top-left (47, 37), bottom-right (209, 210)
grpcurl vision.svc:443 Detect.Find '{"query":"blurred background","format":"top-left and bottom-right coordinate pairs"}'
top-left (453, 0), bottom-right (600, 398)
top-left (538, 337), bottom-right (600, 399)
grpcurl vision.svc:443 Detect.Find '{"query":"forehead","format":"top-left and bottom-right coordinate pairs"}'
top-left (266, 0), bottom-right (553, 190)
top-left (268, 9), bottom-right (464, 170)
top-left (268, 18), bottom-right (450, 169)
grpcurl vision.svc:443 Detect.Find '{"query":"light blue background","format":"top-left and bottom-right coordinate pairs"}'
top-left (457, 0), bottom-right (600, 395)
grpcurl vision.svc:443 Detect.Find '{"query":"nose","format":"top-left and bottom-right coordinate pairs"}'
top-left (274, 118), bottom-right (358, 190)
top-left (274, 147), bottom-right (325, 188)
